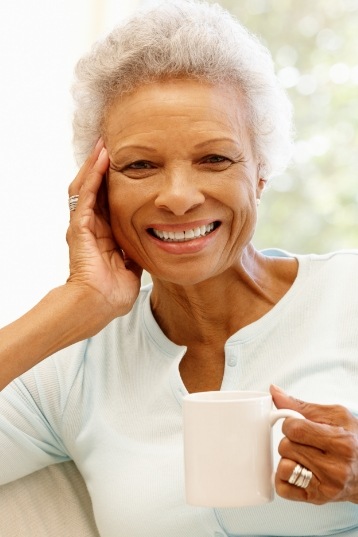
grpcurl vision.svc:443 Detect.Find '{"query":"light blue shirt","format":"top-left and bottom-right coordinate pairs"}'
top-left (0, 251), bottom-right (358, 536)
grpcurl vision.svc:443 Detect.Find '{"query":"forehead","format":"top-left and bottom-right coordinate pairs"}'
top-left (103, 78), bottom-right (251, 146)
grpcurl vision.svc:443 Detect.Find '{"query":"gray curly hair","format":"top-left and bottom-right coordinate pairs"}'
top-left (72, 0), bottom-right (293, 178)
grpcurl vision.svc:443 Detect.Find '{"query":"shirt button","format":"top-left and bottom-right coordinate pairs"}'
top-left (227, 356), bottom-right (237, 367)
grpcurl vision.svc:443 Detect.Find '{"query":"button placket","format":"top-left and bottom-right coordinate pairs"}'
top-left (226, 347), bottom-right (238, 367)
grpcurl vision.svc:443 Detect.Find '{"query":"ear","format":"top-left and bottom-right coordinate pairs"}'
top-left (256, 163), bottom-right (267, 197)
top-left (256, 177), bottom-right (267, 201)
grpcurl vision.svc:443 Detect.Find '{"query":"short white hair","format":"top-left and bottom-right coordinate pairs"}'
top-left (72, 0), bottom-right (294, 178)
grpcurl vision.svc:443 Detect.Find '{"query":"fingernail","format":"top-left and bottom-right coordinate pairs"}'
top-left (97, 147), bottom-right (108, 163)
top-left (94, 137), bottom-right (103, 151)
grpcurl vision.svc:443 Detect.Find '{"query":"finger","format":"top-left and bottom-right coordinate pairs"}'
top-left (282, 416), bottom-right (340, 451)
top-left (70, 147), bottom-right (109, 221)
top-left (278, 436), bottom-right (331, 485)
top-left (276, 456), bottom-right (351, 504)
top-left (277, 458), bottom-right (317, 487)
top-left (270, 385), bottom-right (356, 429)
top-left (96, 172), bottom-right (110, 222)
top-left (281, 415), bottom-right (358, 458)
top-left (68, 138), bottom-right (104, 197)
top-left (275, 458), bottom-right (322, 504)
top-left (279, 432), bottom-right (358, 492)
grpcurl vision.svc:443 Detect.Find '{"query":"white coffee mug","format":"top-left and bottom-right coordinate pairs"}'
top-left (183, 390), bottom-right (304, 507)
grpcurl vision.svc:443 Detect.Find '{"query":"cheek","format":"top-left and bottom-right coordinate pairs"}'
top-left (108, 194), bottom-right (125, 221)
top-left (107, 190), bottom-right (132, 239)
top-left (219, 180), bottom-right (256, 217)
top-left (107, 180), bottom-right (149, 251)
top-left (107, 175), bottom-right (133, 217)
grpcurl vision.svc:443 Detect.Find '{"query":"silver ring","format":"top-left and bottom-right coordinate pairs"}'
top-left (288, 464), bottom-right (313, 489)
top-left (68, 195), bottom-right (79, 212)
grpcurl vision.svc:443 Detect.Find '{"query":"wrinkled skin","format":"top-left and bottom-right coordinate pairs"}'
top-left (272, 385), bottom-right (358, 505)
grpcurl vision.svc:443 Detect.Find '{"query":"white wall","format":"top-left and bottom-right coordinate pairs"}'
top-left (0, 0), bottom-right (140, 327)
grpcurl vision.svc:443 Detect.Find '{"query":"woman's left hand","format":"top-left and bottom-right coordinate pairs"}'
top-left (270, 385), bottom-right (358, 505)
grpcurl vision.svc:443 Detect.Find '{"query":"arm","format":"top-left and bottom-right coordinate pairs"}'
top-left (271, 385), bottom-right (358, 505)
top-left (0, 140), bottom-right (142, 391)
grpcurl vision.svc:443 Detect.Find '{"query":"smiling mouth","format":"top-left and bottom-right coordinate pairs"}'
top-left (149, 222), bottom-right (220, 242)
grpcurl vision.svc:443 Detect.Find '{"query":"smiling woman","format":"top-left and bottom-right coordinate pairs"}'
top-left (103, 80), bottom-right (264, 284)
top-left (0, 1), bottom-right (358, 537)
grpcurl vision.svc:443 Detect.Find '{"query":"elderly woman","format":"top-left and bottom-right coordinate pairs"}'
top-left (0, 1), bottom-right (357, 536)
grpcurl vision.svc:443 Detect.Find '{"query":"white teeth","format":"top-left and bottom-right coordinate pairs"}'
top-left (174, 231), bottom-right (185, 240)
top-left (152, 223), bottom-right (216, 242)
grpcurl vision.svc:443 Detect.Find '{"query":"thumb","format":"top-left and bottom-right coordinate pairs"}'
top-left (270, 385), bottom-right (344, 426)
top-left (270, 384), bottom-right (299, 409)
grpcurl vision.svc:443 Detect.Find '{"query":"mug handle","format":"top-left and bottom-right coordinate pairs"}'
top-left (269, 408), bottom-right (304, 426)
top-left (269, 409), bottom-right (305, 488)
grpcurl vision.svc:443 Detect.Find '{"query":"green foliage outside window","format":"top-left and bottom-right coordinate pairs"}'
top-left (217, 0), bottom-right (358, 253)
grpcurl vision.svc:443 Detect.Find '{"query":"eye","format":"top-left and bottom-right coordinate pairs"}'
top-left (200, 154), bottom-right (233, 170)
top-left (203, 155), bottom-right (229, 164)
top-left (109, 159), bottom-right (158, 179)
top-left (126, 160), bottom-right (154, 169)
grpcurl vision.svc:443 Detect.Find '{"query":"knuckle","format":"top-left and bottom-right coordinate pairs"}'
top-left (344, 433), bottom-right (356, 455)
top-left (322, 481), bottom-right (343, 501)
top-left (66, 220), bottom-right (81, 243)
top-left (284, 418), bottom-right (304, 441)
top-left (323, 404), bottom-right (354, 427)
top-left (338, 465), bottom-right (353, 486)
top-left (333, 405), bottom-right (353, 422)
top-left (309, 495), bottom-right (327, 505)
top-left (337, 431), bottom-right (358, 459)
top-left (277, 436), bottom-right (291, 457)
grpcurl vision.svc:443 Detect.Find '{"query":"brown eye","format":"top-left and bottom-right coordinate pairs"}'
top-left (200, 155), bottom-right (233, 170)
top-left (117, 159), bottom-right (159, 180)
top-left (204, 155), bottom-right (228, 164)
top-left (127, 160), bottom-right (154, 169)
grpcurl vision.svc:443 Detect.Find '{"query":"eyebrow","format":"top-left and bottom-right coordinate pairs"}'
top-left (111, 138), bottom-right (238, 158)
top-left (111, 145), bottom-right (160, 159)
top-left (193, 137), bottom-right (238, 148)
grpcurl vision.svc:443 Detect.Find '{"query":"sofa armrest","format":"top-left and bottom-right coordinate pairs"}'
top-left (0, 461), bottom-right (100, 536)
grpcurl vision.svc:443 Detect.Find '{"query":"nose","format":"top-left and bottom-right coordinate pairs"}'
top-left (154, 167), bottom-right (205, 215)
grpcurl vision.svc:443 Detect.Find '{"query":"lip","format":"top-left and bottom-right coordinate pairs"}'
top-left (146, 220), bottom-right (220, 254)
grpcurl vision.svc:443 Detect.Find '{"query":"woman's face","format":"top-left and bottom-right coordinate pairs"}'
top-left (104, 79), bottom-right (265, 285)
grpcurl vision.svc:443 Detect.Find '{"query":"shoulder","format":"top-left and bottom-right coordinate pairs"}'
top-left (293, 250), bottom-right (358, 311)
top-left (262, 248), bottom-right (358, 307)
top-left (263, 247), bottom-right (358, 273)
top-left (300, 249), bottom-right (358, 279)
top-left (12, 284), bottom-right (153, 413)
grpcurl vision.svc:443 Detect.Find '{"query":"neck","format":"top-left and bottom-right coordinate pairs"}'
top-left (150, 246), bottom-right (297, 347)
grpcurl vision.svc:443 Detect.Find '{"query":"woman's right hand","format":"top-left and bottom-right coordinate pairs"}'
top-left (66, 139), bottom-right (142, 328)
top-left (0, 139), bottom-right (143, 390)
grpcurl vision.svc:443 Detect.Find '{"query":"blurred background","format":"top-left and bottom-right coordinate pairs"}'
top-left (0, 0), bottom-right (357, 326)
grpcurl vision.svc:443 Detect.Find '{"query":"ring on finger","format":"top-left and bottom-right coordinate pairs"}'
top-left (68, 195), bottom-right (79, 212)
top-left (288, 464), bottom-right (313, 489)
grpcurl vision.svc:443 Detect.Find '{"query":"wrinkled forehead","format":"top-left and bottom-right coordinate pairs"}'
top-left (102, 78), bottom-right (253, 150)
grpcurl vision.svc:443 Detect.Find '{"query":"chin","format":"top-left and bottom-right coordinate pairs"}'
top-left (151, 266), bottom-right (219, 287)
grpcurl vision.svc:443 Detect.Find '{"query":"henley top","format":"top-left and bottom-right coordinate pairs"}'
top-left (0, 250), bottom-right (358, 537)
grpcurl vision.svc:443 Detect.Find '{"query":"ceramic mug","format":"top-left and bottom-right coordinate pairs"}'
top-left (183, 390), bottom-right (304, 507)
